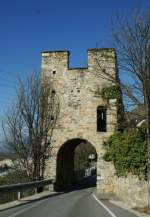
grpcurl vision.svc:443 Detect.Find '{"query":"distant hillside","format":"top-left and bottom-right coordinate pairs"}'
top-left (0, 153), bottom-right (17, 161)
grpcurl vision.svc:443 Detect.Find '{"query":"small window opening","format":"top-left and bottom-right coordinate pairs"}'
top-left (52, 90), bottom-right (56, 94)
top-left (77, 89), bottom-right (80, 93)
top-left (102, 69), bottom-right (106, 73)
top-left (97, 106), bottom-right (107, 132)
top-left (52, 70), bottom-right (56, 74)
top-left (51, 115), bottom-right (54, 120)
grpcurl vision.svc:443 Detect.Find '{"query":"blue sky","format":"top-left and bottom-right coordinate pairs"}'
top-left (0, 0), bottom-right (149, 142)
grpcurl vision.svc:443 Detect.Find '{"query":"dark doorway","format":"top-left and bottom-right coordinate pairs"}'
top-left (55, 138), bottom-right (97, 191)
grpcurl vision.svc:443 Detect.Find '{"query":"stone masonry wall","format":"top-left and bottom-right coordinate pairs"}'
top-left (42, 48), bottom-right (117, 193)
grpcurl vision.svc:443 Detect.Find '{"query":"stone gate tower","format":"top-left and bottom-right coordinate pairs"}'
top-left (42, 48), bottom-right (117, 193)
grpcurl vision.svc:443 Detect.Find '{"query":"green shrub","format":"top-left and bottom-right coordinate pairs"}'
top-left (103, 127), bottom-right (148, 179)
top-left (0, 170), bottom-right (30, 186)
top-left (0, 170), bottom-right (31, 204)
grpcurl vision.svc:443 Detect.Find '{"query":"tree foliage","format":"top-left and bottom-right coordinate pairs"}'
top-left (0, 170), bottom-right (30, 186)
top-left (74, 142), bottom-right (97, 179)
top-left (112, 11), bottom-right (150, 182)
top-left (112, 11), bottom-right (150, 206)
top-left (103, 126), bottom-right (148, 179)
top-left (74, 142), bottom-right (96, 171)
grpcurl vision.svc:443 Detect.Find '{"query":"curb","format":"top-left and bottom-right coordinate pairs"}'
top-left (0, 191), bottom-right (58, 211)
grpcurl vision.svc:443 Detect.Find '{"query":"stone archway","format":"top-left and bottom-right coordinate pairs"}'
top-left (55, 138), bottom-right (97, 191)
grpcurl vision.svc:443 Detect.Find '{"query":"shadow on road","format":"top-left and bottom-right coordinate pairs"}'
top-left (0, 192), bottom-right (63, 212)
top-left (58, 175), bottom-right (97, 193)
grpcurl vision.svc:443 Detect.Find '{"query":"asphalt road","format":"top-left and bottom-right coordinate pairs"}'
top-left (0, 188), bottom-right (138, 217)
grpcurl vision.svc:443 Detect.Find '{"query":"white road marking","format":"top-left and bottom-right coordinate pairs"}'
top-left (92, 194), bottom-right (117, 217)
top-left (6, 199), bottom-right (45, 217)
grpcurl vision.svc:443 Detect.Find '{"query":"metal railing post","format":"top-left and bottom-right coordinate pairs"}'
top-left (34, 187), bottom-right (37, 194)
top-left (17, 191), bottom-right (21, 200)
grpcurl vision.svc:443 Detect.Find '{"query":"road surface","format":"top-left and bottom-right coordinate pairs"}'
top-left (0, 188), bottom-right (138, 217)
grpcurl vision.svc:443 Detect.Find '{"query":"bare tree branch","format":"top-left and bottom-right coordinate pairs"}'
top-left (2, 72), bottom-right (60, 181)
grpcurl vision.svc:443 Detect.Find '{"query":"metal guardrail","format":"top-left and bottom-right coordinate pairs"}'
top-left (0, 179), bottom-right (54, 200)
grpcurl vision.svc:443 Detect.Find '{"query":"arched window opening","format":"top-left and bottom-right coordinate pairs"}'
top-left (97, 106), bottom-right (107, 132)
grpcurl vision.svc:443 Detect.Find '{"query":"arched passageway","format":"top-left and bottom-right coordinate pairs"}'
top-left (55, 138), bottom-right (97, 191)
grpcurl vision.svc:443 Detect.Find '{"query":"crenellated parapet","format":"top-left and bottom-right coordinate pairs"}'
top-left (41, 49), bottom-right (117, 80)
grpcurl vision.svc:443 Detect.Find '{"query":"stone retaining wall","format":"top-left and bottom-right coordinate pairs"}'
top-left (113, 175), bottom-right (148, 208)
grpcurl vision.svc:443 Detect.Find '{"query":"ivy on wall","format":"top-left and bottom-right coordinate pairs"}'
top-left (94, 84), bottom-right (126, 131)
top-left (103, 126), bottom-right (148, 179)
top-left (100, 85), bottom-right (120, 101)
